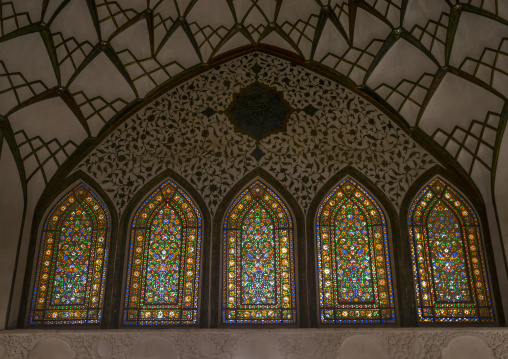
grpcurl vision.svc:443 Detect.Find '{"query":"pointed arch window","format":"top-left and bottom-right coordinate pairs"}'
top-left (29, 183), bottom-right (111, 325)
top-left (222, 181), bottom-right (297, 324)
top-left (315, 177), bottom-right (396, 324)
top-left (408, 177), bottom-right (494, 323)
top-left (123, 180), bottom-right (202, 326)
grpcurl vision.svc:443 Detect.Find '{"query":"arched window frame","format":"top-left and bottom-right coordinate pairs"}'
top-left (406, 175), bottom-right (497, 324)
top-left (120, 177), bottom-right (206, 327)
top-left (310, 172), bottom-right (399, 326)
top-left (211, 170), bottom-right (305, 328)
top-left (25, 180), bottom-right (113, 327)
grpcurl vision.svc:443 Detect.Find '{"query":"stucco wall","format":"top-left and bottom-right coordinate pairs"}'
top-left (0, 328), bottom-right (507, 359)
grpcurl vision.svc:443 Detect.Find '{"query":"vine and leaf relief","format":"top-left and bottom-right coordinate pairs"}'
top-left (77, 52), bottom-right (436, 215)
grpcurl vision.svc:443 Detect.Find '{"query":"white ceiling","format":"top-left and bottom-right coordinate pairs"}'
top-left (0, 0), bottom-right (507, 199)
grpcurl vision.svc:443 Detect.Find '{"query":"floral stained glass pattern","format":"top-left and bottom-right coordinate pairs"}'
top-left (29, 183), bottom-right (111, 325)
top-left (316, 177), bottom-right (395, 324)
top-left (222, 181), bottom-right (296, 324)
top-left (409, 177), bottom-right (494, 323)
top-left (123, 180), bottom-right (202, 325)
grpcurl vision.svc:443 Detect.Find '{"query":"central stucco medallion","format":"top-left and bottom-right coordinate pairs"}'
top-left (226, 82), bottom-right (293, 141)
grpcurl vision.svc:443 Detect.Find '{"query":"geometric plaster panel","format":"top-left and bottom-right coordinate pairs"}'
top-left (313, 18), bottom-right (349, 61)
top-left (410, 11), bottom-right (448, 65)
top-left (53, 33), bottom-right (94, 86)
top-left (0, 2), bottom-right (37, 37)
top-left (433, 112), bottom-right (500, 174)
top-left (215, 32), bottom-right (252, 57)
top-left (367, 38), bottom-right (438, 89)
top-left (69, 52), bottom-right (137, 102)
top-left (111, 19), bottom-right (151, 60)
top-left (156, 26), bottom-right (201, 69)
top-left (0, 33), bottom-right (57, 88)
top-left (95, 0), bottom-right (145, 40)
top-left (152, 2), bottom-right (178, 51)
top-left (262, 31), bottom-right (298, 55)
top-left (8, 97), bottom-right (87, 145)
top-left (450, 11), bottom-right (508, 68)
top-left (15, 129), bottom-right (77, 183)
top-left (279, 13), bottom-right (318, 59)
top-left (403, 0), bottom-right (449, 30)
top-left (277, 0), bottom-right (321, 25)
top-left (238, 4), bottom-right (271, 32)
top-left (186, 0), bottom-right (235, 29)
top-left (72, 92), bottom-right (127, 137)
top-left (374, 73), bottom-right (434, 126)
top-left (50, 0), bottom-right (99, 45)
top-left (366, 0), bottom-right (402, 27)
top-left (353, 7), bottom-right (391, 49)
top-left (418, 73), bottom-right (504, 135)
top-left (0, 62), bottom-right (48, 116)
top-left (460, 37), bottom-right (508, 98)
top-left (43, 1), bottom-right (68, 23)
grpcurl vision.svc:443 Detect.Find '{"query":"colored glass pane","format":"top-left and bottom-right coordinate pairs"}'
top-left (29, 183), bottom-right (111, 325)
top-left (222, 181), bottom-right (296, 324)
top-left (409, 177), bottom-right (494, 323)
top-left (123, 180), bottom-right (202, 325)
top-left (316, 177), bottom-right (395, 324)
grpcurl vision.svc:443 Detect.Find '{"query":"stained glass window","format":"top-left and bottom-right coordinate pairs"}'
top-left (222, 181), bottom-right (296, 324)
top-left (408, 177), bottom-right (494, 323)
top-left (29, 183), bottom-right (111, 325)
top-left (123, 180), bottom-right (202, 325)
top-left (315, 177), bottom-right (396, 324)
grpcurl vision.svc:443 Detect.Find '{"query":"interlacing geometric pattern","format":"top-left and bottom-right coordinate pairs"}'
top-left (29, 183), bottom-right (111, 325)
top-left (2, 1), bottom-right (507, 194)
top-left (123, 180), bottom-right (202, 326)
top-left (222, 181), bottom-right (296, 324)
top-left (408, 177), bottom-right (494, 323)
top-left (316, 177), bottom-right (395, 324)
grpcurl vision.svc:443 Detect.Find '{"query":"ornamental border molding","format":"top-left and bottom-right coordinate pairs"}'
top-left (0, 328), bottom-right (506, 359)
